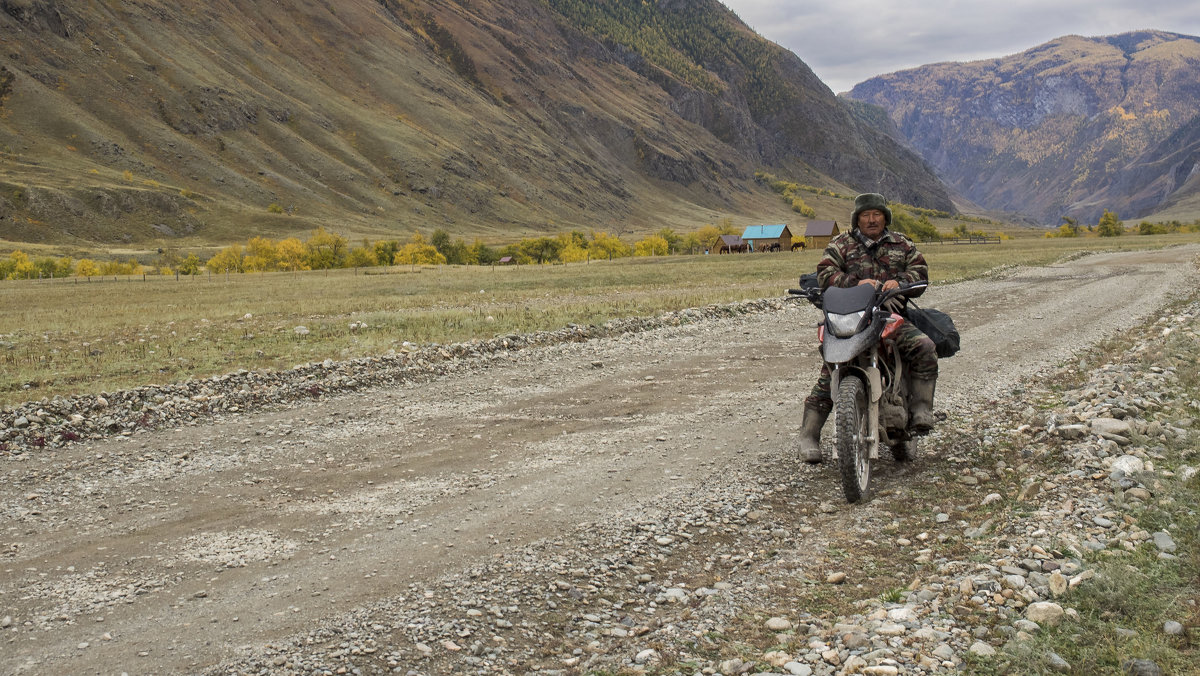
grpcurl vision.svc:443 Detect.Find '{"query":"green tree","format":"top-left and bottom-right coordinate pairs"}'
top-left (1060, 216), bottom-right (1079, 237)
top-left (442, 238), bottom-right (472, 265)
top-left (1097, 210), bottom-right (1123, 237)
top-left (430, 229), bottom-right (452, 258)
top-left (179, 253), bottom-right (202, 275)
top-left (31, 257), bottom-right (53, 278)
top-left (374, 240), bottom-right (400, 266)
top-left (519, 236), bottom-right (562, 264)
top-left (346, 245), bottom-right (377, 268)
top-left (470, 239), bottom-right (498, 265)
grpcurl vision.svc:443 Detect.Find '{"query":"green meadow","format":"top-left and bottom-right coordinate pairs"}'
top-left (1, 233), bottom-right (1196, 407)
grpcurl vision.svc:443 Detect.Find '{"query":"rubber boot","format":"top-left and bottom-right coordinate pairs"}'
top-left (909, 378), bottom-right (937, 436)
top-left (799, 405), bottom-right (830, 463)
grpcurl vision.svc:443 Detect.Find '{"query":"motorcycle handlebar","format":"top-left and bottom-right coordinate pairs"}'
top-left (889, 280), bottom-right (928, 295)
top-left (787, 280), bottom-right (927, 302)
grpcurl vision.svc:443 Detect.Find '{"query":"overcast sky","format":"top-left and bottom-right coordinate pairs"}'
top-left (718, 0), bottom-right (1200, 93)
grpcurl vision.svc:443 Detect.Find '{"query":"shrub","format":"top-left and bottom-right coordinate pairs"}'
top-left (790, 197), bottom-right (816, 217)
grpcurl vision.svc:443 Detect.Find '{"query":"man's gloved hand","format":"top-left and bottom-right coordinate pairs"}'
top-left (883, 297), bottom-right (905, 314)
top-left (858, 278), bottom-right (900, 292)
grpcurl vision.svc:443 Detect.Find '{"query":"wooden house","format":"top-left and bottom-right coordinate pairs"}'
top-left (741, 224), bottom-right (793, 252)
top-left (804, 221), bottom-right (840, 250)
top-left (713, 234), bottom-right (748, 253)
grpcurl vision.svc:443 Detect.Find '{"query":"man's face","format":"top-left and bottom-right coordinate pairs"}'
top-left (858, 209), bottom-right (887, 239)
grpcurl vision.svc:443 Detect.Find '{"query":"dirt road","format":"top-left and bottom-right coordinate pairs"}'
top-left (2, 245), bottom-right (1196, 674)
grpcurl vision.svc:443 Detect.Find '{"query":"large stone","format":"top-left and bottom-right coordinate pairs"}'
top-left (1027, 602), bottom-right (1065, 626)
top-left (1048, 571), bottom-right (1068, 597)
top-left (1057, 424), bottom-right (1088, 439)
top-left (1110, 455), bottom-right (1145, 474)
top-left (1122, 658), bottom-right (1164, 676)
top-left (968, 641), bottom-right (997, 657)
top-left (1153, 531), bottom-right (1177, 553)
top-left (765, 617), bottom-right (793, 631)
top-left (1091, 418), bottom-right (1132, 436)
top-left (1047, 652), bottom-right (1072, 673)
top-left (763, 650), bottom-right (792, 667)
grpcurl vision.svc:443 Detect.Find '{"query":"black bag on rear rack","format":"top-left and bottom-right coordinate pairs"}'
top-left (904, 301), bottom-right (960, 358)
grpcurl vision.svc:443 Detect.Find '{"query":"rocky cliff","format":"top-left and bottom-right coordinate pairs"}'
top-left (0, 0), bottom-right (950, 247)
top-left (847, 30), bottom-right (1200, 224)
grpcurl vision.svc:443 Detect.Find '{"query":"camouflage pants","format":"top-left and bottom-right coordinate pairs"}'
top-left (804, 322), bottom-right (938, 413)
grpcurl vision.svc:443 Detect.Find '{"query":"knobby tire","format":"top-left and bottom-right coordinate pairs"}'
top-left (835, 375), bottom-right (871, 503)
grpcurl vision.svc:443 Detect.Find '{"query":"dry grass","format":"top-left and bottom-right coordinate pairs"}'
top-left (1, 233), bottom-right (1196, 407)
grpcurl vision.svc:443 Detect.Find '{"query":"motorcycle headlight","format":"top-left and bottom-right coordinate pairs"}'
top-left (826, 310), bottom-right (866, 338)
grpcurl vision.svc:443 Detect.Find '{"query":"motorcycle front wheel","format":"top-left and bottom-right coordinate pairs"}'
top-left (835, 374), bottom-right (872, 503)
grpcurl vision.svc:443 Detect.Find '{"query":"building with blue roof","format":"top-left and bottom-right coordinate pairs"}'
top-left (740, 224), bottom-right (794, 252)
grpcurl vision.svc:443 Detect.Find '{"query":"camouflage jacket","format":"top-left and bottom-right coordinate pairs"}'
top-left (815, 228), bottom-right (928, 295)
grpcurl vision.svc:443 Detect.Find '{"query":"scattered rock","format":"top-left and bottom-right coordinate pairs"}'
top-left (1026, 602), bottom-right (1065, 626)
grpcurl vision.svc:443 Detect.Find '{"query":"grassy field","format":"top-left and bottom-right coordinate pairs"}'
top-left (1, 233), bottom-right (1197, 407)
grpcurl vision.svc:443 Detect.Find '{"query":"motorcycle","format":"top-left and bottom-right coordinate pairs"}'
top-left (789, 278), bottom-right (928, 503)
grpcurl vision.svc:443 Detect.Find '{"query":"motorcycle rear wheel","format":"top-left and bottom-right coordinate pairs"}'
top-left (835, 375), bottom-right (872, 503)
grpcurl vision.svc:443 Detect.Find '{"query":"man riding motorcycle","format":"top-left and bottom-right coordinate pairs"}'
top-left (800, 192), bottom-right (939, 464)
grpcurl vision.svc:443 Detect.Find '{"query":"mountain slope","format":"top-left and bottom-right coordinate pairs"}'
top-left (0, 0), bottom-right (951, 248)
top-left (846, 30), bottom-right (1200, 224)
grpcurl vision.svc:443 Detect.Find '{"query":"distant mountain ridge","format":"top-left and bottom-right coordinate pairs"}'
top-left (0, 0), bottom-right (950, 248)
top-left (847, 30), bottom-right (1200, 224)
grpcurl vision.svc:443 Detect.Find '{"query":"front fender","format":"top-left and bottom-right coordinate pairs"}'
top-left (832, 364), bottom-right (882, 404)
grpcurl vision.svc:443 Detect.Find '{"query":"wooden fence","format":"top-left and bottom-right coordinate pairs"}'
top-left (930, 236), bottom-right (1002, 245)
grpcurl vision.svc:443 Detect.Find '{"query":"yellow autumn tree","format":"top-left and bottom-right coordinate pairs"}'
top-left (277, 238), bottom-right (310, 271)
top-left (206, 245), bottom-right (245, 273)
top-left (243, 236), bottom-right (280, 272)
top-left (633, 235), bottom-right (669, 257)
top-left (394, 232), bottom-right (446, 265)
